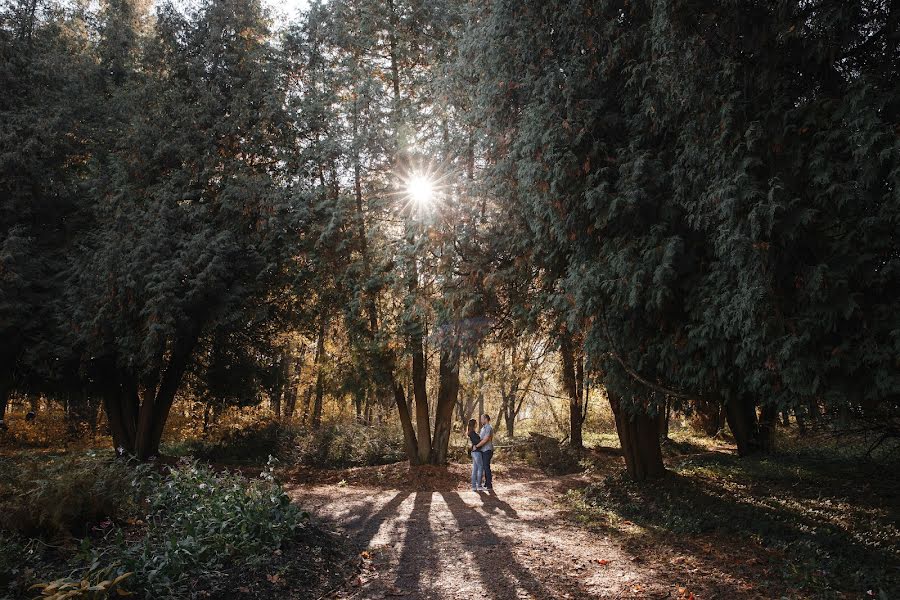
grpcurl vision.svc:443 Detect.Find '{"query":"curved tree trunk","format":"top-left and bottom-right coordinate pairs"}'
top-left (136, 328), bottom-right (201, 460)
top-left (430, 347), bottom-right (460, 464)
top-left (394, 382), bottom-right (420, 465)
top-left (609, 390), bottom-right (665, 480)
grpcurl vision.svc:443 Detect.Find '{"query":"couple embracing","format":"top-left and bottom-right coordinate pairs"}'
top-left (467, 414), bottom-right (494, 492)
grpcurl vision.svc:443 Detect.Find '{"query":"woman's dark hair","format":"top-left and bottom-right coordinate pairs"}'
top-left (467, 419), bottom-right (477, 431)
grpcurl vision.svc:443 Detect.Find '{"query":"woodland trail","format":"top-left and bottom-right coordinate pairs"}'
top-left (287, 463), bottom-right (764, 600)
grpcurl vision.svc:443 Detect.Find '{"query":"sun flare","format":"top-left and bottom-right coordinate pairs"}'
top-left (406, 174), bottom-right (435, 207)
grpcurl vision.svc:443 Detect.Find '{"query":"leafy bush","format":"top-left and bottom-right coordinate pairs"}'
top-left (122, 459), bottom-right (307, 597)
top-left (168, 419), bottom-right (407, 469)
top-left (291, 421), bottom-right (406, 468)
top-left (1, 454), bottom-right (314, 599)
top-left (508, 433), bottom-right (584, 475)
top-left (0, 453), bottom-right (147, 538)
top-left (171, 419), bottom-right (298, 464)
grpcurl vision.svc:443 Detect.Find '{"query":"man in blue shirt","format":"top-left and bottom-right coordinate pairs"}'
top-left (473, 413), bottom-right (494, 490)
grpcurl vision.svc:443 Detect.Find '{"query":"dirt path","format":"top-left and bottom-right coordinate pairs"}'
top-left (287, 463), bottom-right (761, 600)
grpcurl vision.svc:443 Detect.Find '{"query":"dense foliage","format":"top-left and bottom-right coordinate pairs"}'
top-left (0, 454), bottom-right (314, 598)
top-left (1, 0), bottom-right (898, 480)
top-left (460, 0), bottom-right (899, 476)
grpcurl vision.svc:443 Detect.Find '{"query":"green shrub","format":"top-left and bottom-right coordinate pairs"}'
top-left (169, 419), bottom-right (299, 464)
top-left (508, 433), bottom-right (584, 475)
top-left (0, 453), bottom-right (147, 538)
top-left (169, 419), bottom-right (406, 469)
top-left (291, 421), bottom-right (405, 468)
top-left (123, 459), bottom-right (307, 597)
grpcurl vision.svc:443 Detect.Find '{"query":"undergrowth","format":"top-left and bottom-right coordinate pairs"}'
top-left (0, 453), bottom-right (329, 599)
top-left (167, 419), bottom-right (406, 468)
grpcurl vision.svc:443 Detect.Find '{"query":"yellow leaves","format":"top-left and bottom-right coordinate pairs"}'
top-left (29, 572), bottom-right (133, 600)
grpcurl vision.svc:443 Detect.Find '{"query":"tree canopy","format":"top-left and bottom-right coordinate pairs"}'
top-left (1, 0), bottom-right (897, 479)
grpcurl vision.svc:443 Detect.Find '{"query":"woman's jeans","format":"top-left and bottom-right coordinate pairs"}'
top-left (471, 451), bottom-right (484, 490)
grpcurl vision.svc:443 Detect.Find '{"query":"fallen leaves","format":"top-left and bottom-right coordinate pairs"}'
top-left (677, 587), bottom-right (696, 600)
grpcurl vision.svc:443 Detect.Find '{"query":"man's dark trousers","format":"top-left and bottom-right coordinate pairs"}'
top-left (481, 449), bottom-right (493, 489)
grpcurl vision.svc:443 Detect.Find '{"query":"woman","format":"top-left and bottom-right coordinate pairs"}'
top-left (467, 418), bottom-right (485, 491)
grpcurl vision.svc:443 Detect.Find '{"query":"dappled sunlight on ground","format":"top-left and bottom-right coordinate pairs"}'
top-left (288, 463), bottom-right (786, 599)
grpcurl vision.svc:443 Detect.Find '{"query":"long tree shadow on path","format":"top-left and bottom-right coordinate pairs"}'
top-left (394, 491), bottom-right (439, 593)
top-left (340, 489), bottom-right (413, 553)
top-left (439, 491), bottom-right (585, 600)
top-left (476, 491), bottom-right (519, 519)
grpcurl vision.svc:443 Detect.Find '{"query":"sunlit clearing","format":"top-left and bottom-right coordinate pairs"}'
top-left (407, 174), bottom-right (435, 207)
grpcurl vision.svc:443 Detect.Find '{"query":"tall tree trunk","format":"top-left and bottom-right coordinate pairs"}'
top-left (135, 328), bottom-right (201, 460)
top-left (412, 343), bottom-right (430, 463)
top-left (504, 393), bottom-right (515, 438)
top-left (757, 404), bottom-right (779, 453)
top-left (430, 347), bottom-right (460, 464)
top-left (103, 378), bottom-right (133, 455)
top-left (0, 372), bottom-right (10, 426)
top-left (301, 386), bottom-right (313, 426)
top-left (609, 390), bottom-right (666, 481)
top-left (807, 397), bottom-right (821, 428)
top-left (724, 393), bottom-right (768, 457)
top-left (271, 354), bottom-right (285, 418)
top-left (354, 389), bottom-right (364, 421)
top-left (364, 398), bottom-right (372, 424)
top-left (202, 401), bottom-right (213, 434)
top-left (477, 370), bottom-right (485, 419)
top-left (285, 386), bottom-right (298, 420)
top-left (405, 228), bottom-right (430, 463)
top-left (560, 332), bottom-right (583, 449)
top-left (284, 350), bottom-right (303, 420)
top-left (694, 396), bottom-right (724, 436)
top-left (795, 410), bottom-right (807, 434)
top-left (387, 0), bottom-right (401, 116)
top-left (311, 317), bottom-right (328, 428)
top-left (394, 382), bottom-right (420, 465)
top-left (658, 396), bottom-right (670, 440)
top-left (352, 97), bottom-right (379, 336)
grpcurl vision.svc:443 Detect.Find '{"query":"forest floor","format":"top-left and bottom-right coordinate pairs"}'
top-left (289, 462), bottom-right (632, 600)
top-left (287, 438), bottom-right (899, 600)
